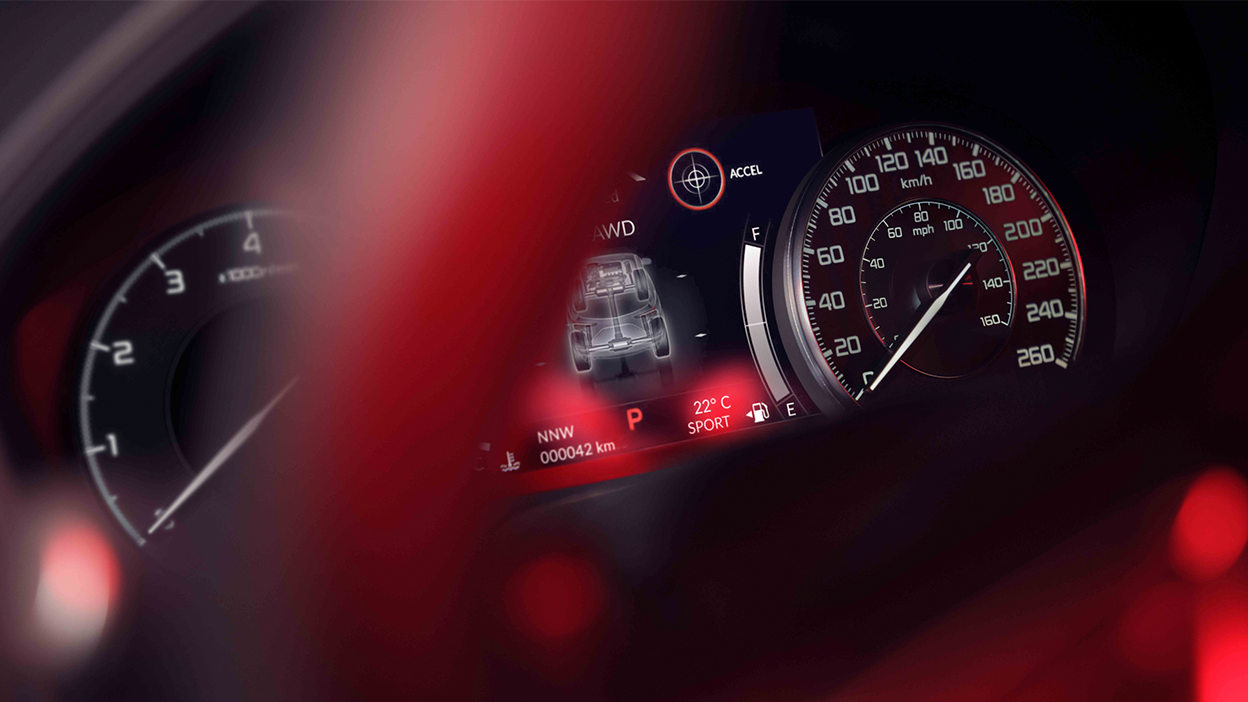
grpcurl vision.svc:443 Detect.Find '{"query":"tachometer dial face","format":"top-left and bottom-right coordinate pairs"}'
top-left (776, 124), bottom-right (1085, 410)
top-left (74, 207), bottom-right (311, 565)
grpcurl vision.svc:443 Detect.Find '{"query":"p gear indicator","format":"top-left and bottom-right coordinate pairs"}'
top-left (668, 148), bottom-right (725, 211)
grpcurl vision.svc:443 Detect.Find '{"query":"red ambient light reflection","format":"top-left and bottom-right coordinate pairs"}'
top-left (1173, 468), bottom-right (1248, 702)
top-left (1171, 467), bottom-right (1248, 583)
top-left (35, 520), bottom-right (120, 652)
top-left (505, 553), bottom-right (605, 643)
top-left (1116, 581), bottom-right (1190, 673)
top-left (1196, 582), bottom-right (1248, 702)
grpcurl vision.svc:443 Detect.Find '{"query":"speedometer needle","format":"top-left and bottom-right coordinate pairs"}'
top-left (866, 252), bottom-right (980, 395)
top-left (148, 377), bottom-right (299, 535)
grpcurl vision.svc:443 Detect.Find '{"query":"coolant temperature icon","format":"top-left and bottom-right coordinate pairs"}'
top-left (501, 452), bottom-right (521, 472)
top-left (746, 403), bottom-right (770, 424)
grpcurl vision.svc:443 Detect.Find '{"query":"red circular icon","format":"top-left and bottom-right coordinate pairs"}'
top-left (668, 148), bottom-right (725, 211)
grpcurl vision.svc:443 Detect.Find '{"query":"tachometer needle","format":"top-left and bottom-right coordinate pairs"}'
top-left (148, 377), bottom-right (299, 535)
top-left (866, 252), bottom-right (980, 395)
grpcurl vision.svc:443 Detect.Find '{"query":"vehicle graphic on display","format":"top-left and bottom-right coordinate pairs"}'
top-left (568, 253), bottom-right (671, 372)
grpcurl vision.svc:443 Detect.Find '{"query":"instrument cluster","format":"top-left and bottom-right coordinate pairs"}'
top-left (476, 113), bottom-right (1108, 491)
top-left (0, 3), bottom-right (1215, 575)
top-left (7, 106), bottom-right (1116, 566)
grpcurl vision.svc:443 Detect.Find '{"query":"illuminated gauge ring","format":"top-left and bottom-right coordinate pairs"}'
top-left (668, 148), bottom-right (725, 211)
top-left (773, 123), bottom-right (1086, 414)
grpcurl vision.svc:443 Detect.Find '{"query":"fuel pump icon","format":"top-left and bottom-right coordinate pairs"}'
top-left (746, 402), bottom-right (769, 424)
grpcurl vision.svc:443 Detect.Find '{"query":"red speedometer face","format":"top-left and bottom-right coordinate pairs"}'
top-left (859, 200), bottom-right (1014, 379)
top-left (779, 124), bottom-right (1086, 407)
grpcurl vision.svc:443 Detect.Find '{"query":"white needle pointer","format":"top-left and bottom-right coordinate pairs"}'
top-left (867, 255), bottom-right (978, 394)
top-left (148, 377), bottom-right (299, 534)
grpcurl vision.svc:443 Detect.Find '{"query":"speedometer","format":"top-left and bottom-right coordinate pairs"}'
top-left (774, 123), bottom-right (1085, 413)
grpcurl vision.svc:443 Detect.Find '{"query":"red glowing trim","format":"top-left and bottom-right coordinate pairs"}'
top-left (1033, 168), bottom-right (1088, 361)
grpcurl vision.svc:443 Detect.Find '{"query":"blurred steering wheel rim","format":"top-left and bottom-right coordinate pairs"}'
top-left (0, 2), bottom-right (254, 260)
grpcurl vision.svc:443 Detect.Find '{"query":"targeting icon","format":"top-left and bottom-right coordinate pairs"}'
top-left (668, 148), bottom-right (725, 211)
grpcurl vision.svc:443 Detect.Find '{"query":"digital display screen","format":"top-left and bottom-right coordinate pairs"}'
top-left (483, 110), bottom-right (823, 476)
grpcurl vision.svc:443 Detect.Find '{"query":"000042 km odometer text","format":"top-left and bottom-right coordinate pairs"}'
top-left (791, 124), bottom-right (1085, 404)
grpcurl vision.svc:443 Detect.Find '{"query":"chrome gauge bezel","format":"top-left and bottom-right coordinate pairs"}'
top-left (773, 122), bottom-right (1087, 415)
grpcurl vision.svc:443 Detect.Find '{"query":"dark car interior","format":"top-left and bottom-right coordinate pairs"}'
top-left (2, 3), bottom-right (1248, 700)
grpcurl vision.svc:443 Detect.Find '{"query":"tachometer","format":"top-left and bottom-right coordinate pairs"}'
top-left (73, 206), bottom-right (312, 568)
top-left (774, 124), bottom-right (1085, 413)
